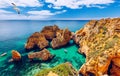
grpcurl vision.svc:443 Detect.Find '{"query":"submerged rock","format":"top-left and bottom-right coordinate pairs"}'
top-left (11, 50), bottom-right (21, 61)
top-left (25, 32), bottom-right (49, 50)
top-left (28, 48), bottom-right (53, 61)
top-left (51, 28), bottom-right (71, 48)
top-left (35, 62), bottom-right (78, 76)
top-left (41, 25), bottom-right (60, 40)
top-left (74, 18), bottom-right (120, 75)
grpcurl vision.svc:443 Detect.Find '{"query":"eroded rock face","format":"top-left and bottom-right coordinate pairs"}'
top-left (28, 48), bottom-right (53, 61)
top-left (12, 50), bottom-right (21, 61)
top-left (25, 32), bottom-right (49, 50)
top-left (74, 18), bottom-right (120, 75)
top-left (110, 57), bottom-right (120, 76)
top-left (41, 25), bottom-right (60, 40)
top-left (51, 28), bottom-right (71, 48)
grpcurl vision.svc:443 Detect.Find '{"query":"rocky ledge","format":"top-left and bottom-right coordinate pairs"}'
top-left (28, 48), bottom-right (53, 61)
top-left (51, 28), bottom-right (72, 48)
top-left (74, 18), bottom-right (120, 75)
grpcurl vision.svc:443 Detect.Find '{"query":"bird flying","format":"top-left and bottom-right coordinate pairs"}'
top-left (11, 3), bottom-right (20, 14)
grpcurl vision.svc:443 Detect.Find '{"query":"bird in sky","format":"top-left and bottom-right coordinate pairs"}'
top-left (11, 3), bottom-right (20, 14)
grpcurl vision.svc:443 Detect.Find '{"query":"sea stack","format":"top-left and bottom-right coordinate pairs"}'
top-left (51, 28), bottom-right (72, 48)
top-left (74, 18), bottom-right (120, 75)
top-left (11, 50), bottom-right (21, 61)
top-left (41, 25), bottom-right (60, 40)
top-left (25, 32), bottom-right (49, 50)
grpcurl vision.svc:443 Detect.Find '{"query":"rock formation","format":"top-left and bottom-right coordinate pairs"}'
top-left (11, 50), bottom-right (21, 61)
top-left (35, 62), bottom-right (78, 76)
top-left (74, 18), bottom-right (120, 75)
top-left (28, 48), bottom-right (53, 61)
top-left (41, 25), bottom-right (60, 40)
top-left (25, 32), bottom-right (49, 50)
top-left (46, 71), bottom-right (58, 76)
top-left (51, 28), bottom-right (72, 48)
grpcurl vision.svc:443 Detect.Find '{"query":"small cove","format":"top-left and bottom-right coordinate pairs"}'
top-left (0, 20), bottom-right (88, 76)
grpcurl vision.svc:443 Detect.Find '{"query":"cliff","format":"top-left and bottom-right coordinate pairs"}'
top-left (51, 28), bottom-right (72, 48)
top-left (74, 18), bottom-right (120, 75)
top-left (41, 25), bottom-right (60, 40)
top-left (25, 32), bottom-right (49, 50)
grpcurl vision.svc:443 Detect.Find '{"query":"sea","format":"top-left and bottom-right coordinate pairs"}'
top-left (0, 20), bottom-right (88, 76)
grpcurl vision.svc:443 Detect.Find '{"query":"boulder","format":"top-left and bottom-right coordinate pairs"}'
top-left (41, 25), bottom-right (60, 40)
top-left (25, 32), bottom-right (49, 50)
top-left (11, 50), bottom-right (21, 61)
top-left (51, 28), bottom-right (71, 48)
top-left (28, 48), bottom-right (53, 61)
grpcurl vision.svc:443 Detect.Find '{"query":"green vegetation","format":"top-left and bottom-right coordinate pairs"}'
top-left (35, 63), bottom-right (77, 76)
top-left (102, 26), bottom-right (107, 32)
top-left (105, 35), bottom-right (119, 49)
top-left (88, 34), bottom-right (120, 60)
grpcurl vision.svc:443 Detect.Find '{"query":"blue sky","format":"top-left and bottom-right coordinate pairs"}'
top-left (0, 0), bottom-right (120, 20)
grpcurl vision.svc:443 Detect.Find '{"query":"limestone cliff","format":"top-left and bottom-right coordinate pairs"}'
top-left (74, 18), bottom-right (120, 75)
top-left (51, 28), bottom-right (72, 48)
top-left (25, 32), bottom-right (49, 50)
top-left (41, 25), bottom-right (60, 40)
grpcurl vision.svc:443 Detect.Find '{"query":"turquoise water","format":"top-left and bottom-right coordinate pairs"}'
top-left (0, 20), bottom-right (88, 76)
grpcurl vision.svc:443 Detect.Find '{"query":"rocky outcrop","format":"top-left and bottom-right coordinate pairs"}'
top-left (11, 50), bottom-right (21, 61)
top-left (28, 48), bottom-right (53, 61)
top-left (47, 71), bottom-right (58, 76)
top-left (110, 58), bottom-right (120, 76)
top-left (51, 28), bottom-right (71, 48)
top-left (41, 25), bottom-right (60, 40)
top-left (74, 18), bottom-right (120, 75)
top-left (25, 32), bottom-right (49, 50)
top-left (35, 62), bottom-right (78, 76)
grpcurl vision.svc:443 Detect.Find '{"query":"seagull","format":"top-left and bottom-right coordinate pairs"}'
top-left (11, 3), bottom-right (20, 14)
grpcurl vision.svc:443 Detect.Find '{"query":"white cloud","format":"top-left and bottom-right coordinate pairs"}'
top-left (48, 4), bottom-right (53, 8)
top-left (0, 9), bottom-right (67, 20)
top-left (45, 0), bottom-right (115, 9)
top-left (0, 0), bottom-right (42, 8)
top-left (0, 14), bottom-right (50, 20)
top-left (53, 6), bottom-right (63, 9)
top-left (28, 10), bottom-right (67, 15)
top-left (28, 10), bottom-right (54, 15)
top-left (87, 5), bottom-right (105, 9)
top-left (48, 4), bottom-right (62, 9)
top-left (55, 10), bottom-right (67, 14)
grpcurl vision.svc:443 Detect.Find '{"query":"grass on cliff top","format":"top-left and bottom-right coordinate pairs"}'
top-left (88, 33), bottom-right (120, 59)
top-left (34, 63), bottom-right (77, 76)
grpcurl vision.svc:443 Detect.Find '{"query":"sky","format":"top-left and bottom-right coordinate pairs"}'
top-left (0, 0), bottom-right (120, 20)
